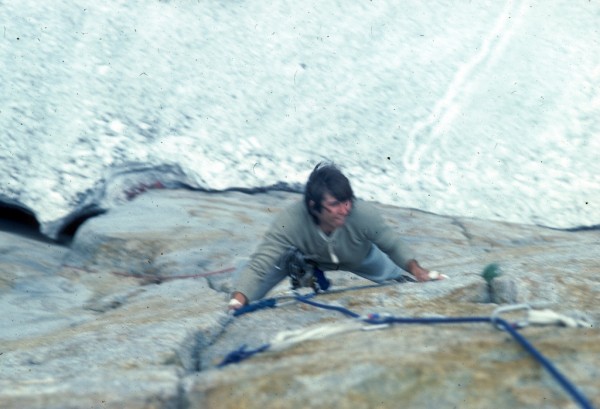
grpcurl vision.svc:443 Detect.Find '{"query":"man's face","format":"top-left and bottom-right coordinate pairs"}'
top-left (316, 192), bottom-right (352, 233)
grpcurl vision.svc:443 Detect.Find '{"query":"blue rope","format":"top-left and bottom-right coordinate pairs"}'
top-left (494, 318), bottom-right (594, 409)
top-left (232, 294), bottom-right (321, 317)
top-left (295, 295), bottom-right (361, 319)
top-left (364, 313), bottom-right (491, 326)
top-left (223, 296), bottom-right (594, 409)
top-left (231, 281), bottom-right (397, 317)
top-left (217, 343), bottom-right (270, 367)
top-left (232, 298), bottom-right (278, 317)
top-left (296, 298), bottom-right (594, 409)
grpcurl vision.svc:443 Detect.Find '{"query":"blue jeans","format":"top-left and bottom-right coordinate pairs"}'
top-left (350, 244), bottom-right (409, 283)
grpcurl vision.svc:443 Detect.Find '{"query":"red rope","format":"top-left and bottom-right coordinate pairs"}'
top-left (63, 264), bottom-right (236, 281)
top-left (111, 267), bottom-right (236, 281)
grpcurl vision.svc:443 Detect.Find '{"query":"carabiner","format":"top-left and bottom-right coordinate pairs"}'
top-left (490, 304), bottom-right (531, 330)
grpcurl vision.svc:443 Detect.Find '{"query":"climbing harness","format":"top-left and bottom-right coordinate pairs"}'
top-left (277, 247), bottom-right (330, 292)
top-left (221, 295), bottom-right (594, 409)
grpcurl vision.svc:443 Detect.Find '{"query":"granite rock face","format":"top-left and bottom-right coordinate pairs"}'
top-left (1, 190), bottom-right (598, 408)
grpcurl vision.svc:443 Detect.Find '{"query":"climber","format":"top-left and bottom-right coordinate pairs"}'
top-left (228, 162), bottom-right (435, 310)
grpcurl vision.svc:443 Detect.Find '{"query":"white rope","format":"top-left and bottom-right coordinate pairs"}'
top-left (527, 309), bottom-right (593, 328)
top-left (269, 320), bottom-right (387, 352)
top-left (492, 304), bottom-right (594, 329)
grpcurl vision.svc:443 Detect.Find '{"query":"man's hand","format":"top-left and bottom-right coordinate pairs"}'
top-left (406, 259), bottom-right (430, 282)
top-left (228, 291), bottom-right (248, 311)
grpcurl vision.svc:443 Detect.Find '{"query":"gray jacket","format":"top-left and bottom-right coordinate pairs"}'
top-left (235, 199), bottom-right (415, 301)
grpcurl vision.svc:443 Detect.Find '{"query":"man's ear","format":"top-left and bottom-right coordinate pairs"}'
top-left (308, 200), bottom-right (318, 215)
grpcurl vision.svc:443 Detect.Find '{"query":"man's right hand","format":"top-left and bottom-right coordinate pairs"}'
top-left (228, 291), bottom-right (248, 311)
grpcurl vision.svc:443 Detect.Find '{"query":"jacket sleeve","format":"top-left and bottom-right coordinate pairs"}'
top-left (233, 210), bottom-right (295, 302)
top-left (360, 203), bottom-right (415, 270)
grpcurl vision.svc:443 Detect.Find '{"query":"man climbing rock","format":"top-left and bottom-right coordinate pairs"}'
top-left (229, 162), bottom-right (434, 310)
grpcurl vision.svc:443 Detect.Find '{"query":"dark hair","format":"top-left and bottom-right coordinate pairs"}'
top-left (304, 162), bottom-right (354, 223)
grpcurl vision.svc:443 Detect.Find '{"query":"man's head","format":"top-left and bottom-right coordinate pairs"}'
top-left (304, 162), bottom-right (355, 231)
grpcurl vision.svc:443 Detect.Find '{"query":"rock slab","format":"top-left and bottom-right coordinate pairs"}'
top-left (1, 189), bottom-right (598, 408)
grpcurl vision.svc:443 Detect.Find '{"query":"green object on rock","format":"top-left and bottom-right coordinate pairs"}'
top-left (482, 263), bottom-right (501, 284)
